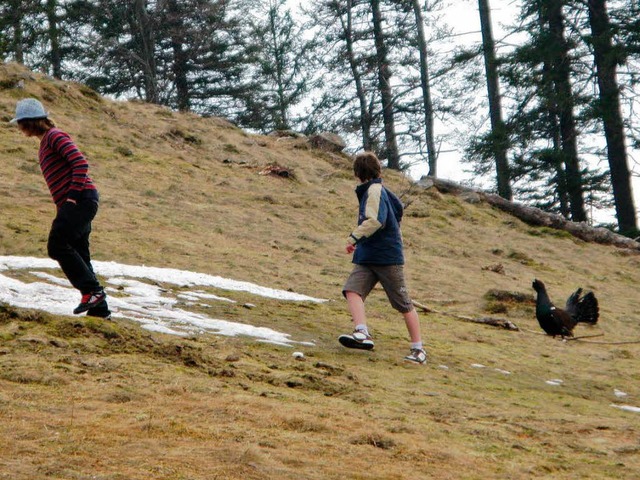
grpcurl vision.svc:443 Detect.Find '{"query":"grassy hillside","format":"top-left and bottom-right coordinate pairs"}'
top-left (1, 62), bottom-right (639, 480)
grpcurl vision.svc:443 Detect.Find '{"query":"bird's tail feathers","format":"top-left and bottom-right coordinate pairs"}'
top-left (565, 288), bottom-right (583, 311)
top-left (575, 292), bottom-right (599, 324)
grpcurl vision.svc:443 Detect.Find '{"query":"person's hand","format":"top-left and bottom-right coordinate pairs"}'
top-left (346, 244), bottom-right (355, 254)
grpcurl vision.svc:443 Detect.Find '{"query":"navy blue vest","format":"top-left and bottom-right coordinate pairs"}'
top-left (352, 179), bottom-right (405, 265)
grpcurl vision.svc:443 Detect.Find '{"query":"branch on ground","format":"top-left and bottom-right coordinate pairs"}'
top-left (413, 300), bottom-right (519, 331)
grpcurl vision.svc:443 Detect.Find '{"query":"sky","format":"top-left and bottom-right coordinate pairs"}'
top-left (0, 256), bottom-right (324, 346)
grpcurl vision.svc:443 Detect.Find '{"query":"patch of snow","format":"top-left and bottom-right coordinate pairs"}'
top-left (614, 389), bottom-right (628, 398)
top-left (611, 404), bottom-right (640, 413)
top-left (545, 379), bottom-right (564, 386)
top-left (94, 259), bottom-right (323, 302)
top-left (177, 291), bottom-right (236, 303)
top-left (0, 256), bottom-right (325, 346)
top-left (471, 363), bottom-right (486, 368)
top-left (30, 271), bottom-right (71, 286)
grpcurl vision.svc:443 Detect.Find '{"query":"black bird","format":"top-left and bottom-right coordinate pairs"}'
top-left (532, 279), bottom-right (599, 337)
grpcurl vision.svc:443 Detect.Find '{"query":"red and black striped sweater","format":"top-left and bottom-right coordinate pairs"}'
top-left (39, 128), bottom-right (98, 207)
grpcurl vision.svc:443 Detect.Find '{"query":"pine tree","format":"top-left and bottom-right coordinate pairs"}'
top-left (238, 0), bottom-right (316, 132)
top-left (371, 0), bottom-right (400, 169)
top-left (585, 0), bottom-right (638, 235)
top-left (478, 0), bottom-right (512, 200)
top-left (76, 0), bottom-right (160, 103)
top-left (492, 0), bottom-right (593, 221)
top-left (0, 0), bottom-right (39, 65)
top-left (386, 0), bottom-right (445, 177)
top-left (74, 0), bottom-right (254, 117)
top-left (410, 0), bottom-right (438, 177)
top-left (303, 0), bottom-right (378, 151)
top-left (44, 0), bottom-right (62, 78)
top-left (544, 0), bottom-right (587, 222)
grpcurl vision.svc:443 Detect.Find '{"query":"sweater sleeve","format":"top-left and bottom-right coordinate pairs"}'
top-left (49, 130), bottom-right (89, 201)
top-left (347, 183), bottom-right (386, 245)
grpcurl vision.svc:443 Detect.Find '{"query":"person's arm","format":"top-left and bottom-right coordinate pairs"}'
top-left (346, 183), bottom-right (387, 248)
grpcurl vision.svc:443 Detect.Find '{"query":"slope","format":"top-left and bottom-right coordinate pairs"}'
top-left (0, 62), bottom-right (639, 480)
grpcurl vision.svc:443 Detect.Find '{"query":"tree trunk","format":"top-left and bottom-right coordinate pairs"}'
top-left (587, 0), bottom-right (638, 235)
top-left (8, 0), bottom-right (24, 64)
top-left (132, 0), bottom-right (158, 104)
top-left (171, 41), bottom-right (190, 112)
top-left (268, 3), bottom-right (289, 130)
top-left (166, 0), bottom-right (190, 112)
top-left (545, 1), bottom-right (587, 222)
top-left (478, 0), bottom-right (512, 200)
top-left (45, 0), bottom-right (62, 78)
top-left (341, 0), bottom-right (372, 150)
top-left (539, 7), bottom-right (570, 218)
top-left (371, 0), bottom-right (400, 169)
top-left (412, 0), bottom-right (437, 177)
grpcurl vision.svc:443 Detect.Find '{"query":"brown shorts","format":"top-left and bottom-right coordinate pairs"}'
top-left (343, 264), bottom-right (414, 313)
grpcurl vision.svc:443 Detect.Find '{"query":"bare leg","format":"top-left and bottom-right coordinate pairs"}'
top-left (403, 308), bottom-right (422, 343)
top-left (345, 291), bottom-right (367, 329)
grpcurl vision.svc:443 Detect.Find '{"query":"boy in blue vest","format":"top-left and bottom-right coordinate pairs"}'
top-left (339, 152), bottom-right (427, 364)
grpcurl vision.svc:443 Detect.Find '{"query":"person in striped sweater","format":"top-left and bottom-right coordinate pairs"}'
top-left (11, 98), bottom-right (111, 319)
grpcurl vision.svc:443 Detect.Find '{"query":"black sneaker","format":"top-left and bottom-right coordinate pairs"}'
top-left (338, 330), bottom-right (374, 350)
top-left (73, 289), bottom-right (106, 315)
top-left (86, 303), bottom-right (111, 320)
top-left (404, 348), bottom-right (427, 365)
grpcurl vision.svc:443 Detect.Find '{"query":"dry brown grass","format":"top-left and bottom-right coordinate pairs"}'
top-left (1, 62), bottom-right (639, 479)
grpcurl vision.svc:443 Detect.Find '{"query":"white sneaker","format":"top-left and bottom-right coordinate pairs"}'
top-left (404, 348), bottom-right (427, 364)
top-left (338, 330), bottom-right (374, 350)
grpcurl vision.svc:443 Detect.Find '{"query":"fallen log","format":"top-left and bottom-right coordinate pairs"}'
top-left (412, 300), bottom-right (519, 331)
top-left (417, 177), bottom-right (640, 251)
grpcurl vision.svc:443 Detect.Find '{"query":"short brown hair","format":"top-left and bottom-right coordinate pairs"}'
top-left (17, 118), bottom-right (56, 136)
top-left (353, 152), bottom-right (382, 182)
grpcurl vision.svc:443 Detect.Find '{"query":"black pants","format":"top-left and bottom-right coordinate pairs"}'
top-left (48, 199), bottom-right (110, 317)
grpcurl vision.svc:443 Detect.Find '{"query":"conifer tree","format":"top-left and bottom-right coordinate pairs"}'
top-left (303, 0), bottom-right (378, 151)
top-left (75, 0), bottom-right (254, 117)
top-left (386, 0), bottom-right (445, 177)
top-left (488, 0), bottom-right (592, 221)
top-left (544, 0), bottom-right (587, 222)
top-left (76, 0), bottom-right (160, 103)
top-left (410, 0), bottom-right (438, 177)
top-left (585, 0), bottom-right (638, 235)
top-left (371, 0), bottom-right (400, 169)
top-left (239, 0), bottom-right (316, 132)
top-left (44, 0), bottom-right (62, 78)
top-left (0, 0), bottom-right (39, 65)
top-left (477, 0), bottom-right (512, 200)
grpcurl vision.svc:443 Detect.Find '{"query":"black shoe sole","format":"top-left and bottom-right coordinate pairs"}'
top-left (339, 335), bottom-right (374, 350)
top-left (73, 297), bottom-right (107, 315)
top-left (86, 313), bottom-right (112, 320)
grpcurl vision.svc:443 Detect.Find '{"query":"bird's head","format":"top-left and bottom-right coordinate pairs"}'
top-left (532, 279), bottom-right (546, 292)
